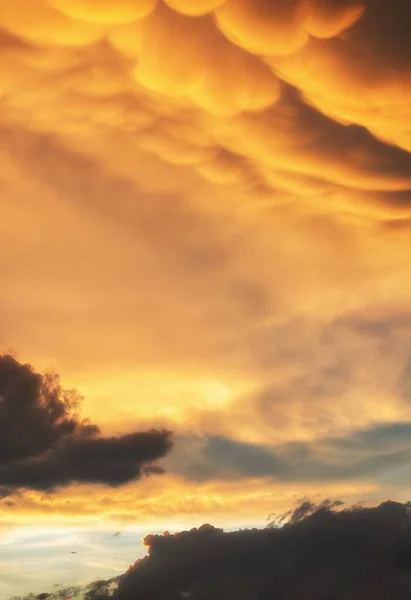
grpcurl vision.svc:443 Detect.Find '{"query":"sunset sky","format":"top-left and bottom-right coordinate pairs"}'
top-left (1, 0), bottom-right (411, 598)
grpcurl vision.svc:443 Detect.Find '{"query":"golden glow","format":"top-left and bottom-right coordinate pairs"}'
top-left (50, 0), bottom-right (156, 25)
top-left (1, 477), bottom-right (379, 529)
top-left (1, 0), bottom-right (411, 544)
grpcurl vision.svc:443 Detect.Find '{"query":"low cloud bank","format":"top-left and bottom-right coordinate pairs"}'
top-left (16, 500), bottom-right (411, 600)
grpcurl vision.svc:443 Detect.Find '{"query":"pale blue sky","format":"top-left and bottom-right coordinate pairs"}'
top-left (0, 526), bottom-right (151, 600)
top-left (0, 521), bottom-right (265, 599)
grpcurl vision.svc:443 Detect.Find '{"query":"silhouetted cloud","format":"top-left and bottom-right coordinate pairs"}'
top-left (43, 500), bottom-right (411, 600)
top-left (13, 577), bottom-right (120, 600)
top-left (0, 355), bottom-right (172, 495)
top-left (113, 501), bottom-right (411, 599)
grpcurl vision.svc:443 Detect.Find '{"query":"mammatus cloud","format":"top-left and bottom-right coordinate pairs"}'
top-left (0, 355), bottom-right (172, 494)
top-left (17, 501), bottom-right (411, 600)
top-left (0, 0), bottom-right (411, 217)
top-left (2, 0), bottom-right (411, 382)
top-left (2, 0), bottom-right (411, 393)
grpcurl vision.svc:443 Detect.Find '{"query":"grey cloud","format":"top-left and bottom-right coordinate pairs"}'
top-left (397, 361), bottom-right (411, 402)
top-left (166, 420), bottom-right (411, 484)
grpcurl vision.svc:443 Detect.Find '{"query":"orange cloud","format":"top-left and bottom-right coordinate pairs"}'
top-left (50, 0), bottom-right (156, 25)
top-left (215, 0), bottom-right (364, 55)
top-left (1, 0), bottom-right (411, 540)
top-left (164, 0), bottom-right (226, 16)
top-left (1, 0), bottom-right (410, 217)
top-left (0, 0), bottom-right (104, 46)
top-left (0, 475), bottom-right (377, 529)
top-left (129, 4), bottom-right (280, 116)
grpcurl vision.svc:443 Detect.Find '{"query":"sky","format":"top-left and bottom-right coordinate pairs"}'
top-left (1, 0), bottom-right (411, 597)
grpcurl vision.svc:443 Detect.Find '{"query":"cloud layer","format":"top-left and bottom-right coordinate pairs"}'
top-left (0, 355), bottom-right (172, 494)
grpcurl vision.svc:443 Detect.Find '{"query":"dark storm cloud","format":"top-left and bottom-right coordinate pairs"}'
top-left (166, 419), bottom-right (411, 484)
top-left (0, 355), bottom-right (172, 494)
top-left (112, 501), bottom-right (411, 600)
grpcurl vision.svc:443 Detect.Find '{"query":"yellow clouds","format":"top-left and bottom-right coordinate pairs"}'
top-left (212, 99), bottom-right (411, 194)
top-left (0, 0), bottom-right (366, 56)
top-left (215, 0), bottom-right (364, 55)
top-left (0, 0), bottom-right (155, 48)
top-left (0, 476), bottom-right (377, 529)
top-left (302, 0), bottom-right (364, 39)
top-left (0, 0), bottom-right (103, 46)
top-left (268, 1), bottom-right (411, 151)
top-left (50, 0), bottom-right (156, 25)
top-left (130, 4), bottom-right (280, 115)
top-left (1, 0), bottom-right (411, 217)
top-left (164, 0), bottom-right (226, 16)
